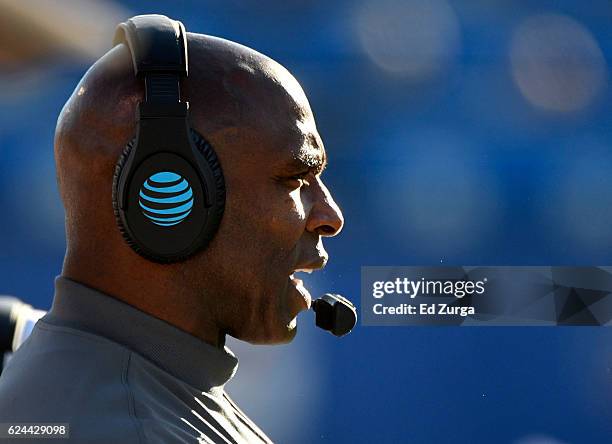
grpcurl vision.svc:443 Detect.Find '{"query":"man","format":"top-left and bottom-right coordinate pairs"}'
top-left (0, 15), bottom-right (343, 443)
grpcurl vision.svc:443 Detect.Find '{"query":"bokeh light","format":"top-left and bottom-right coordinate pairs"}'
top-left (510, 13), bottom-right (607, 113)
top-left (355, 0), bottom-right (460, 80)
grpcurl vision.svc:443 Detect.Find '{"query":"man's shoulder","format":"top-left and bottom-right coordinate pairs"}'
top-left (0, 320), bottom-right (144, 442)
top-left (1, 318), bottom-right (131, 378)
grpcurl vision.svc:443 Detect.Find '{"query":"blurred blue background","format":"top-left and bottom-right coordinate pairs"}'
top-left (1, 0), bottom-right (612, 443)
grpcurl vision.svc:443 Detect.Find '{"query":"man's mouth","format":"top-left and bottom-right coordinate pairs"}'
top-left (287, 255), bottom-right (327, 316)
top-left (289, 268), bottom-right (315, 311)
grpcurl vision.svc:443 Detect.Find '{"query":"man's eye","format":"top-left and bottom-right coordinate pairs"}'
top-left (288, 172), bottom-right (310, 188)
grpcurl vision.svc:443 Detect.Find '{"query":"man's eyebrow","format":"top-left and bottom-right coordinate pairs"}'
top-left (293, 131), bottom-right (327, 174)
top-left (293, 147), bottom-right (327, 174)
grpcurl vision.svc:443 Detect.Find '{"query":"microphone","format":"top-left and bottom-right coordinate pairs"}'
top-left (311, 293), bottom-right (357, 337)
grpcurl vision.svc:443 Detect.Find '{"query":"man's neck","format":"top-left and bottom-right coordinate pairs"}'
top-left (61, 255), bottom-right (225, 348)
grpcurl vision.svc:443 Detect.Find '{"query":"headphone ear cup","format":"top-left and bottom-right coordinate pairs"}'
top-left (111, 129), bottom-right (225, 262)
top-left (189, 127), bottom-right (225, 234)
top-left (112, 137), bottom-right (141, 256)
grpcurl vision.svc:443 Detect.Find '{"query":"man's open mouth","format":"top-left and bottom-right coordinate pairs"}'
top-left (289, 269), bottom-right (316, 310)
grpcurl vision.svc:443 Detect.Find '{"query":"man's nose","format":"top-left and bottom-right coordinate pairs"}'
top-left (306, 178), bottom-right (344, 236)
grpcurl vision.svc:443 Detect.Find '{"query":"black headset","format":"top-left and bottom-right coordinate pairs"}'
top-left (111, 15), bottom-right (225, 263)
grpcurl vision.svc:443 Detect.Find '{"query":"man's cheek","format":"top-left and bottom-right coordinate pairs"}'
top-left (288, 189), bottom-right (307, 221)
top-left (268, 193), bottom-right (308, 236)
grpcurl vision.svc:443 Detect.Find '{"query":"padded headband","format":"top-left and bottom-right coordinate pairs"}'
top-left (113, 15), bottom-right (188, 104)
top-left (113, 14), bottom-right (188, 77)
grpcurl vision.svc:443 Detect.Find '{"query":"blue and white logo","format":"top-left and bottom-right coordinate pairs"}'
top-left (139, 171), bottom-right (194, 227)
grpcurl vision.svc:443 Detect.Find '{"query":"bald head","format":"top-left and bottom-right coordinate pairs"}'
top-left (55, 29), bottom-right (343, 346)
top-left (57, 33), bottom-right (311, 249)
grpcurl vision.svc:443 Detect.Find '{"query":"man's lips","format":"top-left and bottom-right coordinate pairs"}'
top-left (287, 258), bottom-right (326, 312)
top-left (289, 273), bottom-right (312, 310)
top-left (289, 254), bottom-right (327, 314)
top-left (294, 256), bottom-right (327, 273)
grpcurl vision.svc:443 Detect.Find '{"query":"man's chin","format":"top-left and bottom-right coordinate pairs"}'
top-left (238, 317), bottom-right (299, 345)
